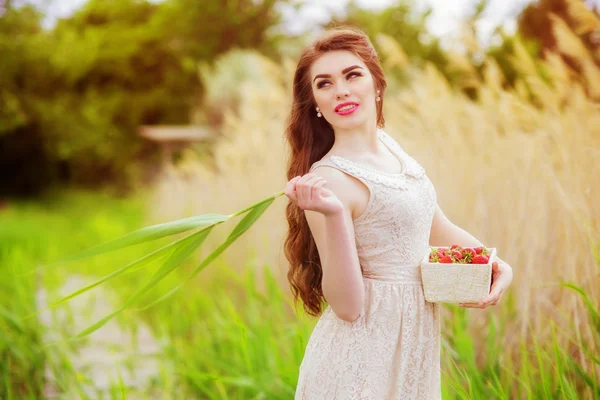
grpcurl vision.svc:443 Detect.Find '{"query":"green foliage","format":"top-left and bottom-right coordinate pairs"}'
top-left (0, 0), bottom-right (287, 196)
top-left (1, 192), bottom-right (599, 398)
top-left (158, 0), bottom-right (285, 61)
top-left (328, 1), bottom-right (450, 85)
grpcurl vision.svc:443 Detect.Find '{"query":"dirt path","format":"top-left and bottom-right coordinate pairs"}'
top-left (36, 274), bottom-right (169, 399)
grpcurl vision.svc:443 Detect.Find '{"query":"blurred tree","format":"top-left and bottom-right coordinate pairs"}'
top-left (517, 0), bottom-right (600, 69)
top-left (327, 0), bottom-right (450, 85)
top-left (0, 5), bottom-right (56, 195)
top-left (158, 0), bottom-right (285, 61)
top-left (0, 0), bottom-right (288, 196)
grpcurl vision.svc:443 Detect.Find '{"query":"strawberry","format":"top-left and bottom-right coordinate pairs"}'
top-left (472, 255), bottom-right (489, 264)
top-left (451, 244), bottom-right (462, 250)
top-left (439, 255), bottom-right (453, 263)
top-left (462, 248), bottom-right (475, 263)
top-left (463, 248), bottom-right (476, 257)
top-left (474, 247), bottom-right (484, 255)
top-left (438, 247), bottom-right (449, 253)
top-left (452, 250), bottom-right (463, 260)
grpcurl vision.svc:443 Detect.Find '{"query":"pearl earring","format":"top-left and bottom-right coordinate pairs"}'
top-left (316, 106), bottom-right (322, 117)
top-left (376, 90), bottom-right (381, 102)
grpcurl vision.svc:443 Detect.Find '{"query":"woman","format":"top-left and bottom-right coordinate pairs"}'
top-left (283, 27), bottom-right (513, 399)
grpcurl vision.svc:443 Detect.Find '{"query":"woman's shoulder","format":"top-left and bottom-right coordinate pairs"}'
top-left (309, 157), bottom-right (348, 180)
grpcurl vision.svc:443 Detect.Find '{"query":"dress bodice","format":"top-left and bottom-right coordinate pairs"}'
top-left (309, 129), bottom-right (437, 283)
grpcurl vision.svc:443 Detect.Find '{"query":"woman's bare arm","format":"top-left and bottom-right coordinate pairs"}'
top-left (429, 202), bottom-right (508, 265)
top-left (304, 167), bottom-right (365, 322)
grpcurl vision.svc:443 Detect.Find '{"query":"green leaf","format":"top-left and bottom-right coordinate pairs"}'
top-left (48, 213), bottom-right (230, 266)
top-left (136, 198), bottom-right (275, 310)
top-left (568, 356), bottom-right (600, 397)
top-left (41, 191), bottom-right (285, 344)
top-left (43, 227), bottom-right (214, 344)
top-left (0, 305), bottom-right (24, 334)
top-left (561, 282), bottom-right (600, 334)
top-left (24, 232), bottom-right (177, 320)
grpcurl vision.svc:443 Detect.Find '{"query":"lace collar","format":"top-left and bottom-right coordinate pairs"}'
top-left (328, 129), bottom-right (426, 190)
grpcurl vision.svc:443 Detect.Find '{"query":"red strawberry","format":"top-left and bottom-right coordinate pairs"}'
top-left (451, 244), bottom-right (462, 250)
top-left (474, 247), bottom-right (484, 254)
top-left (452, 250), bottom-right (463, 260)
top-left (439, 255), bottom-right (453, 263)
top-left (438, 247), bottom-right (449, 254)
top-left (472, 255), bottom-right (489, 264)
top-left (462, 248), bottom-right (475, 263)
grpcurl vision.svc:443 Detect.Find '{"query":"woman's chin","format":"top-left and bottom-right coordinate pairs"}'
top-left (332, 116), bottom-right (369, 130)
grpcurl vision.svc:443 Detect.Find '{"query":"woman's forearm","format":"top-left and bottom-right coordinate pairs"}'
top-left (320, 210), bottom-right (365, 322)
top-left (442, 222), bottom-right (485, 248)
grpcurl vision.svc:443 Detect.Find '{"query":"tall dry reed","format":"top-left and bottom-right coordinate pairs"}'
top-left (148, 15), bottom-right (599, 374)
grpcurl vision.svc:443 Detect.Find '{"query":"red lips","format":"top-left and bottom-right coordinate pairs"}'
top-left (334, 101), bottom-right (359, 112)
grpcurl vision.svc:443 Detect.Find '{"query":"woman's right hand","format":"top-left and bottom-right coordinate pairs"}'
top-left (285, 173), bottom-right (344, 217)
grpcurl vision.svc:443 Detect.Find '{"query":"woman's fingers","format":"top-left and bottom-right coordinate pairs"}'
top-left (297, 176), bottom-right (310, 204)
top-left (459, 302), bottom-right (485, 309)
top-left (301, 176), bottom-right (322, 202)
top-left (285, 173), bottom-right (336, 214)
top-left (292, 174), bottom-right (323, 208)
top-left (285, 176), bottom-right (301, 202)
top-left (460, 293), bottom-right (503, 308)
top-left (284, 177), bottom-right (298, 201)
top-left (312, 179), bottom-right (327, 200)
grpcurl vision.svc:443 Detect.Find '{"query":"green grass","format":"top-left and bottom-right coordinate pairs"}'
top-left (0, 190), bottom-right (598, 399)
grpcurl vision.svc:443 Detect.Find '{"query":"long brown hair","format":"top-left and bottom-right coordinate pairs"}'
top-left (283, 27), bottom-right (387, 317)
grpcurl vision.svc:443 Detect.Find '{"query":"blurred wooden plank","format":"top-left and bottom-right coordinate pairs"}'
top-left (138, 125), bottom-right (213, 142)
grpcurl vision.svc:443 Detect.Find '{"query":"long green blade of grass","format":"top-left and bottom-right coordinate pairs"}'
top-left (136, 198), bottom-right (276, 311)
top-left (47, 213), bottom-right (231, 266)
top-left (561, 283), bottom-right (600, 334)
top-left (0, 306), bottom-right (24, 334)
top-left (41, 227), bottom-right (213, 345)
top-left (24, 232), bottom-right (179, 320)
top-left (75, 227), bottom-right (213, 338)
top-left (36, 191), bottom-right (284, 345)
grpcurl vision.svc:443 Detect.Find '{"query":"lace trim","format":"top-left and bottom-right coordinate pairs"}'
top-left (377, 129), bottom-right (426, 180)
top-left (328, 129), bottom-right (426, 190)
top-left (329, 156), bottom-right (409, 190)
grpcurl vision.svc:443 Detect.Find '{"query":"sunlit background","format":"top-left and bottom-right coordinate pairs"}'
top-left (1, 0), bottom-right (599, 398)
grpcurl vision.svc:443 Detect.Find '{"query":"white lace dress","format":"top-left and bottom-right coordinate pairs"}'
top-left (294, 129), bottom-right (441, 400)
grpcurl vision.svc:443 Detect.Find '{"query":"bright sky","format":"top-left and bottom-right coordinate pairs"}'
top-left (279, 0), bottom-right (535, 48)
top-left (27, 0), bottom-right (537, 48)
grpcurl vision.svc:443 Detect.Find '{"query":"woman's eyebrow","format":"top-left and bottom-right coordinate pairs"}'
top-left (313, 65), bottom-right (364, 83)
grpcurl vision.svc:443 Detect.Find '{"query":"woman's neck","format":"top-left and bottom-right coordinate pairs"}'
top-left (331, 123), bottom-right (380, 157)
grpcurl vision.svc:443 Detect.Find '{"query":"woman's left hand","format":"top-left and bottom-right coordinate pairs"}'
top-left (459, 261), bottom-right (513, 309)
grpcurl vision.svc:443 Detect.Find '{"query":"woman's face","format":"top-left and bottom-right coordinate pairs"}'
top-left (309, 50), bottom-right (378, 130)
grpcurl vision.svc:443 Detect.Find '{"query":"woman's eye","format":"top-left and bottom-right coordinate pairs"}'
top-left (316, 72), bottom-right (362, 89)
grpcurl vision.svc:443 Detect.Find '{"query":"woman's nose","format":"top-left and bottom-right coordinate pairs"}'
top-left (336, 88), bottom-right (350, 100)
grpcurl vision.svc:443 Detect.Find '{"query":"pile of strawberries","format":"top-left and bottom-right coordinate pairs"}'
top-left (428, 244), bottom-right (491, 264)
